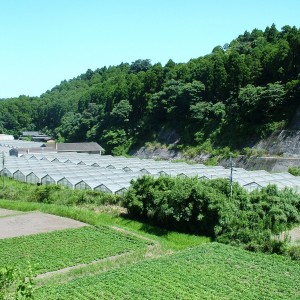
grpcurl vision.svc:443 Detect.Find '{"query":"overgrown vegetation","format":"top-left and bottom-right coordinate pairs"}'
top-left (288, 166), bottom-right (300, 176)
top-left (0, 179), bottom-right (119, 207)
top-left (0, 266), bottom-right (33, 300)
top-left (123, 176), bottom-right (300, 254)
top-left (0, 25), bottom-right (299, 154)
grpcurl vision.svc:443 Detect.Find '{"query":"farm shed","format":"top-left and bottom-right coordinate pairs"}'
top-left (32, 135), bottom-right (52, 142)
top-left (57, 142), bottom-right (104, 155)
top-left (0, 134), bottom-right (14, 141)
top-left (9, 147), bottom-right (57, 157)
top-left (21, 131), bottom-right (40, 137)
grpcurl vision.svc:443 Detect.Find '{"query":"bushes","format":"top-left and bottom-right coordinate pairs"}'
top-left (0, 179), bottom-right (119, 207)
top-left (124, 176), bottom-right (240, 236)
top-left (288, 167), bottom-right (300, 176)
top-left (124, 176), bottom-right (300, 254)
top-left (286, 245), bottom-right (300, 260)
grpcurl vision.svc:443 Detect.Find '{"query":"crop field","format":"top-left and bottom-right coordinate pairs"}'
top-left (0, 226), bottom-right (149, 275)
top-left (35, 243), bottom-right (300, 300)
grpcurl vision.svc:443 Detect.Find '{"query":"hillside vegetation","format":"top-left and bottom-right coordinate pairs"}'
top-left (0, 24), bottom-right (299, 155)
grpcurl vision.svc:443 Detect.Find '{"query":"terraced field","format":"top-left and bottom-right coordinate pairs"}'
top-left (0, 226), bottom-right (149, 274)
top-left (1, 204), bottom-right (299, 299)
top-left (35, 243), bottom-right (300, 300)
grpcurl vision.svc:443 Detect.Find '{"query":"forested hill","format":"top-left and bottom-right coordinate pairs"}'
top-left (1, 24), bottom-right (300, 155)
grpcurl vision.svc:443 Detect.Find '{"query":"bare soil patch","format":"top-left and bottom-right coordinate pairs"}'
top-left (0, 208), bottom-right (23, 217)
top-left (0, 211), bottom-right (87, 239)
top-left (287, 226), bottom-right (300, 243)
top-left (36, 252), bottom-right (131, 280)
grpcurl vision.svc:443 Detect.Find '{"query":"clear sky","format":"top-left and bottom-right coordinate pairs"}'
top-left (0, 0), bottom-right (299, 98)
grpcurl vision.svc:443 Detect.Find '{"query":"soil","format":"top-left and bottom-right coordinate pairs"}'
top-left (0, 208), bottom-right (87, 239)
top-left (0, 208), bottom-right (23, 217)
top-left (287, 226), bottom-right (300, 243)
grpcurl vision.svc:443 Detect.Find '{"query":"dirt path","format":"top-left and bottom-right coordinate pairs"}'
top-left (0, 210), bottom-right (87, 239)
top-left (110, 225), bottom-right (158, 245)
top-left (287, 226), bottom-right (300, 243)
top-left (36, 252), bottom-right (131, 280)
top-left (0, 208), bottom-right (24, 217)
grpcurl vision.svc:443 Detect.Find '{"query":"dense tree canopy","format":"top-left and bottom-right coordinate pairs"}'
top-left (1, 25), bottom-right (300, 153)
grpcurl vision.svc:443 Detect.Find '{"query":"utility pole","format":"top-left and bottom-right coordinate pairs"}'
top-left (229, 152), bottom-right (233, 198)
top-left (2, 152), bottom-right (4, 189)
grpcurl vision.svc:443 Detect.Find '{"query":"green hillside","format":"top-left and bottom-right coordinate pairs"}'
top-left (1, 24), bottom-right (300, 154)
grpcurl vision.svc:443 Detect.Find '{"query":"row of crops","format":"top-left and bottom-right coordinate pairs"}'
top-left (35, 242), bottom-right (300, 299)
top-left (0, 226), bottom-right (149, 275)
top-left (0, 141), bottom-right (299, 194)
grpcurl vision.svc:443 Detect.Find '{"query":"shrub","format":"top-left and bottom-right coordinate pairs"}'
top-left (288, 167), bottom-right (300, 176)
top-left (0, 178), bottom-right (119, 207)
top-left (287, 245), bottom-right (300, 260)
top-left (123, 176), bottom-right (300, 254)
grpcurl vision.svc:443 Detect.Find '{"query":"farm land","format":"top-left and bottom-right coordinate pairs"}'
top-left (35, 243), bottom-right (300, 300)
top-left (0, 200), bottom-right (300, 299)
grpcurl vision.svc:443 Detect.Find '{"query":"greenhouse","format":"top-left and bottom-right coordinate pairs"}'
top-left (0, 141), bottom-right (298, 195)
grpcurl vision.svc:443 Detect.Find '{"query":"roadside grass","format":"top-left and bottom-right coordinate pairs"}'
top-left (0, 199), bottom-right (210, 251)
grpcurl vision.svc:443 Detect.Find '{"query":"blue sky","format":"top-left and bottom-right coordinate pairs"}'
top-left (0, 0), bottom-right (299, 98)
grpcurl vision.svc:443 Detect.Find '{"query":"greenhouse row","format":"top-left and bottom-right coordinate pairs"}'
top-left (0, 150), bottom-right (299, 194)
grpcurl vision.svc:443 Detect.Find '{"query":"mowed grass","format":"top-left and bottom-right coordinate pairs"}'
top-left (35, 243), bottom-right (300, 300)
top-left (0, 226), bottom-right (149, 275)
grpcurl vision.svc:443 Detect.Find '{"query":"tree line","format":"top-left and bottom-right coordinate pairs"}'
top-left (0, 24), bottom-right (299, 154)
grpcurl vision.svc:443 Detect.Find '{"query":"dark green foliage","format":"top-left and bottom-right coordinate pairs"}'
top-left (0, 25), bottom-right (300, 152)
top-left (287, 245), bottom-right (300, 260)
top-left (123, 176), bottom-right (300, 254)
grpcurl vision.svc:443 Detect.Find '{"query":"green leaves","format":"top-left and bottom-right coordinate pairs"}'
top-left (0, 227), bottom-right (148, 276)
top-left (35, 243), bottom-right (300, 299)
top-left (124, 176), bottom-right (300, 254)
top-left (0, 265), bottom-right (34, 300)
top-left (0, 25), bottom-right (300, 153)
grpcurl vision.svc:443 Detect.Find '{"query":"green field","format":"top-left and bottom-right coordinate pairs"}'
top-left (0, 226), bottom-right (149, 274)
top-left (35, 243), bottom-right (300, 300)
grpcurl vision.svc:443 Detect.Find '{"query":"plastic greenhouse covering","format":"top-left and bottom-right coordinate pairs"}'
top-left (0, 140), bottom-right (298, 195)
